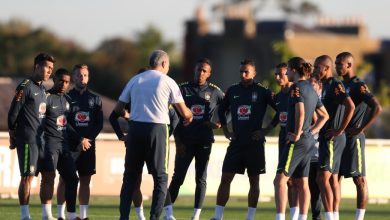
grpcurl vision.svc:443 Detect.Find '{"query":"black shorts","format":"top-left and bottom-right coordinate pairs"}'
top-left (340, 133), bottom-right (366, 178)
top-left (125, 121), bottom-right (168, 176)
top-left (72, 143), bottom-right (96, 176)
top-left (318, 134), bottom-right (346, 173)
top-left (278, 133), bottom-right (288, 163)
top-left (16, 139), bottom-right (42, 176)
top-left (222, 140), bottom-right (265, 176)
top-left (41, 139), bottom-right (63, 172)
top-left (277, 134), bottom-right (315, 178)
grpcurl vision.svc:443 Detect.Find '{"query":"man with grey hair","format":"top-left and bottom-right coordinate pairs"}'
top-left (114, 50), bottom-right (193, 220)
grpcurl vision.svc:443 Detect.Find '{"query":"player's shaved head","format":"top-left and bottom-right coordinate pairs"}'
top-left (315, 55), bottom-right (333, 68)
top-left (336, 52), bottom-right (354, 64)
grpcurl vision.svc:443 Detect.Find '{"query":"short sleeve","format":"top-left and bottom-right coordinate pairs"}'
top-left (333, 81), bottom-right (349, 104)
top-left (290, 84), bottom-right (304, 105)
top-left (168, 78), bottom-right (184, 104)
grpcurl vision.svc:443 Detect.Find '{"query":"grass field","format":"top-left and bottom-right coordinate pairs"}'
top-left (1, 196), bottom-right (390, 220)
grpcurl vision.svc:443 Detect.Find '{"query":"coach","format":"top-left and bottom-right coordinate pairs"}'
top-left (114, 50), bottom-right (193, 220)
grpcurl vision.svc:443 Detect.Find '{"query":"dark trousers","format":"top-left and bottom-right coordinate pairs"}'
top-left (309, 161), bottom-right (322, 220)
top-left (165, 142), bottom-right (212, 208)
top-left (119, 121), bottom-right (168, 220)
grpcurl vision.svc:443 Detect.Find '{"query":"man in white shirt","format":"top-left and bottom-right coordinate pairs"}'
top-left (113, 50), bottom-right (193, 220)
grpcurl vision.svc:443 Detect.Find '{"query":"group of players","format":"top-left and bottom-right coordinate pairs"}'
top-left (8, 54), bottom-right (103, 220)
top-left (8, 50), bottom-right (382, 220)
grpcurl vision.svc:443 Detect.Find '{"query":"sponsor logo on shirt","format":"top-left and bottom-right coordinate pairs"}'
top-left (38, 102), bottom-right (46, 118)
top-left (75, 111), bottom-right (90, 126)
top-left (56, 115), bottom-right (67, 131)
top-left (279, 112), bottom-right (288, 126)
top-left (237, 105), bottom-right (251, 120)
top-left (191, 105), bottom-right (205, 120)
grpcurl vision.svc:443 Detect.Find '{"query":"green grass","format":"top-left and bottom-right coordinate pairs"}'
top-left (1, 196), bottom-right (389, 219)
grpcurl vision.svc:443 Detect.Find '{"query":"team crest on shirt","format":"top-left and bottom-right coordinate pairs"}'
top-left (191, 105), bottom-right (205, 119)
top-left (75, 111), bottom-right (90, 126)
top-left (334, 83), bottom-right (345, 96)
top-left (56, 115), bottom-right (67, 130)
top-left (290, 87), bottom-right (300, 98)
top-left (360, 85), bottom-right (369, 94)
top-left (251, 92), bottom-right (258, 102)
top-left (15, 90), bottom-right (24, 102)
top-left (88, 99), bottom-right (94, 108)
top-left (38, 102), bottom-right (46, 118)
top-left (237, 105), bottom-right (251, 120)
top-left (205, 92), bottom-right (211, 101)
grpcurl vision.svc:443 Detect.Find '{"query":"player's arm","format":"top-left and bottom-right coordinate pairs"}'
top-left (288, 102), bottom-right (305, 142)
top-left (264, 88), bottom-right (279, 133)
top-left (67, 123), bottom-right (91, 151)
top-left (90, 96), bottom-right (103, 139)
top-left (328, 97), bottom-right (355, 138)
top-left (218, 89), bottom-right (234, 140)
top-left (109, 110), bottom-right (126, 140)
top-left (311, 105), bottom-right (329, 135)
top-left (8, 84), bottom-right (28, 149)
top-left (168, 106), bottom-right (179, 137)
top-left (173, 102), bottom-right (193, 126)
top-left (360, 96), bottom-right (382, 133)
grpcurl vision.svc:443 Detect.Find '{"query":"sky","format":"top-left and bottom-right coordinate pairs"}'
top-left (1, 0), bottom-right (389, 50)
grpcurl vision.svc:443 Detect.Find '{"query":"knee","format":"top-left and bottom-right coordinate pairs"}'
top-left (353, 177), bottom-right (367, 189)
top-left (41, 172), bottom-right (56, 184)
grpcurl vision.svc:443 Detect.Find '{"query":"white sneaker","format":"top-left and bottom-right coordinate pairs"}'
top-left (42, 216), bottom-right (57, 220)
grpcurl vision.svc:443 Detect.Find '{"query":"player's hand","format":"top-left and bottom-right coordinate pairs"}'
top-left (345, 127), bottom-right (362, 137)
top-left (123, 111), bottom-right (130, 120)
top-left (183, 116), bottom-right (193, 126)
top-left (251, 129), bottom-right (266, 141)
top-left (175, 138), bottom-right (186, 157)
top-left (222, 126), bottom-right (235, 141)
top-left (80, 138), bottom-right (92, 151)
top-left (9, 130), bottom-right (16, 150)
top-left (287, 132), bottom-right (301, 143)
top-left (119, 135), bottom-right (127, 142)
top-left (325, 128), bottom-right (343, 140)
top-left (204, 121), bottom-right (221, 129)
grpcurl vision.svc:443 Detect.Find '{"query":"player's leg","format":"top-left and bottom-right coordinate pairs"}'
top-left (56, 176), bottom-right (66, 219)
top-left (309, 162), bottom-right (322, 220)
top-left (16, 141), bottom-right (39, 220)
top-left (120, 122), bottom-right (145, 220)
top-left (148, 123), bottom-right (169, 220)
top-left (287, 178), bottom-right (300, 220)
top-left (40, 143), bottom-right (59, 220)
top-left (211, 172), bottom-right (235, 220)
top-left (132, 175), bottom-right (146, 220)
top-left (317, 138), bottom-right (335, 219)
top-left (164, 141), bottom-right (195, 219)
top-left (247, 175), bottom-right (260, 220)
top-left (58, 150), bottom-right (79, 220)
top-left (191, 143), bottom-right (212, 219)
top-left (274, 173), bottom-right (290, 220)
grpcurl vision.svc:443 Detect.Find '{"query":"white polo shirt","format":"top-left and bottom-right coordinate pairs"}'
top-left (119, 69), bottom-right (184, 124)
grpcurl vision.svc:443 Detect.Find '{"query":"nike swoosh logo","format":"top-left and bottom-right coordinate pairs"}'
top-left (350, 171), bottom-right (356, 174)
top-left (34, 93), bottom-right (39, 96)
top-left (234, 96), bottom-right (239, 99)
top-left (186, 94), bottom-right (192, 97)
top-left (320, 165), bottom-right (327, 168)
top-left (71, 101), bottom-right (77, 104)
top-left (276, 102), bottom-right (280, 105)
top-left (52, 106), bottom-right (59, 109)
